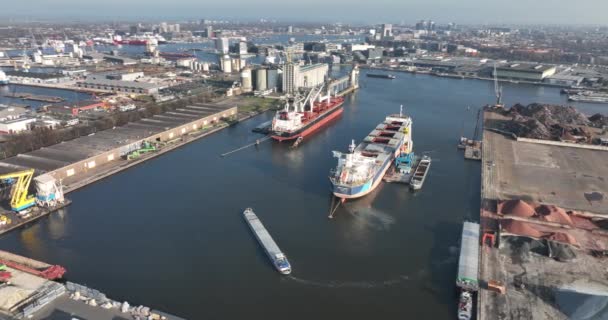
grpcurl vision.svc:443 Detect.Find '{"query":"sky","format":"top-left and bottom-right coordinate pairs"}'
top-left (3, 0), bottom-right (608, 25)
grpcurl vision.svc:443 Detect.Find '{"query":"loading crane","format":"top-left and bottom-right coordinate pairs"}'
top-left (0, 169), bottom-right (36, 212)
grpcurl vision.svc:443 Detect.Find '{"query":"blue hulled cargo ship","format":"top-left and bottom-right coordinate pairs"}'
top-left (330, 109), bottom-right (413, 200)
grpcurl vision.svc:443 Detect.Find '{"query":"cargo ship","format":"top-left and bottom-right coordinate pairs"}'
top-left (243, 208), bottom-right (291, 275)
top-left (367, 73), bottom-right (396, 79)
top-left (113, 35), bottom-right (167, 46)
top-left (330, 108), bottom-right (413, 199)
top-left (271, 85), bottom-right (344, 142)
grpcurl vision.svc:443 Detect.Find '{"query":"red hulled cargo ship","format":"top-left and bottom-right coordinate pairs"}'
top-left (271, 93), bottom-right (344, 142)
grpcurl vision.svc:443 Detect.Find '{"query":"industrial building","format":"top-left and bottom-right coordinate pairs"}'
top-left (0, 104), bottom-right (238, 181)
top-left (282, 63), bottom-right (328, 94)
top-left (47, 100), bottom-right (106, 116)
top-left (494, 63), bottom-right (557, 81)
top-left (76, 78), bottom-right (161, 94)
top-left (82, 53), bottom-right (137, 66)
top-left (545, 73), bottom-right (584, 86)
top-left (0, 106), bottom-right (28, 121)
top-left (0, 117), bottom-right (36, 134)
top-left (5, 71), bottom-right (71, 84)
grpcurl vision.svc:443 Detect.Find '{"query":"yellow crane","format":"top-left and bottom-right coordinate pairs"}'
top-left (0, 169), bottom-right (36, 212)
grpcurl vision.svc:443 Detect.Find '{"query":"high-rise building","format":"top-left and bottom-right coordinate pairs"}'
top-left (415, 20), bottom-right (427, 31)
top-left (282, 63), bottom-right (298, 94)
top-left (160, 22), bottom-right (168, 33)
top-left (238, 41), bottom-right (248, 55)
top-left (206, 26), bottom-right (214, 38)
top-left (288, 26), bottom-right (293, 34)
top-left (216, 37), bottom-right (229, 54)
top-left (381, 24), bottom-right (393, 39)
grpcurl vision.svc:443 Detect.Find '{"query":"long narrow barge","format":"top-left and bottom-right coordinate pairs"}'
top-left (243, 208), bottom-right (291, 275)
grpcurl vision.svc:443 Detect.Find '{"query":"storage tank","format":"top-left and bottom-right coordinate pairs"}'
top-left (221, 55), bottom-right (232, 73)
top-left (266, 68), bottom-right (279, 91)
top-left (231, 58), bottom-right (241, 72)
top-left (255, 68), bottom-right (267, 91)
top-left (241, 68), bottom-right (253, 92)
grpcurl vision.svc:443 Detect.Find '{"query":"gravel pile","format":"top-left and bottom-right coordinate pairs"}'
top-left (491, 103), bottom-right (605, 141)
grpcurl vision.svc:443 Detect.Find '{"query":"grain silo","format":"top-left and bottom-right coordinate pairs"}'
top-left (266, 68), bottom-right (279, 91)
top-left (241, 68), bottom-right (253, 92)
top-left (221, 55), bottom-right (232, 73)
top-left (255, 68), bottom-right (267, 91)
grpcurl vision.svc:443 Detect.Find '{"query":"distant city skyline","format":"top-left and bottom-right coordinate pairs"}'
top-left (2, 0), bottom-right (608, 25)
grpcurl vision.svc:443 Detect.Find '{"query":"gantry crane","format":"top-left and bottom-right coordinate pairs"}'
top-left (0, 169), bottom-right (36, 212)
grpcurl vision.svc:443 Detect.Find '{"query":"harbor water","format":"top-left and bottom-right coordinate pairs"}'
top-left (0, 71), bottom-right (604, 319)
top-left (0, 84), bottom-right (93, 110)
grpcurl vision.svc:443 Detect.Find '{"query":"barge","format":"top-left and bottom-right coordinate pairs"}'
top-left (410, 155), bottom-right (431, 190)
top-left (243, 208), bottom-right (291, 275)
top-left (367, 73), bottom-right (396, 79)
top-left (456, 221), bottom-right (480, 320)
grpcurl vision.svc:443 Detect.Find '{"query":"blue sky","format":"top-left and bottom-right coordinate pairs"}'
top-left (3, 0), bottom-right (608, 25)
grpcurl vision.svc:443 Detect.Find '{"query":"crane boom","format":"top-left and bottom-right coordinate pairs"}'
top-left (0, 169), bottom-right (36, 211)
top-left (493, 63), bottom-right (503, 106)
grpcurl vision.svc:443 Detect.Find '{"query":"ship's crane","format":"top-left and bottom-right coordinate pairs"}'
top-left (0, 169), bottom-right (36, 212)
top-left (493, 63), bottom-right (503, 106)
top-left (473, 108), bottom-right (482, 141)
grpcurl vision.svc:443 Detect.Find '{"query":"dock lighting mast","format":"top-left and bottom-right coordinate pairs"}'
top-left (493, 63), bottom-right (503, 106)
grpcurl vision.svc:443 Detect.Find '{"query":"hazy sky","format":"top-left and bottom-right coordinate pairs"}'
top-left (4, 0), bottom-right (608, 25)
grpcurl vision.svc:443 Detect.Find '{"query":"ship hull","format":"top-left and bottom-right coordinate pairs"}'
top-left (271, 101), bottom-right (344, 142)
top-left (332, 153), bottom-right (393, 199)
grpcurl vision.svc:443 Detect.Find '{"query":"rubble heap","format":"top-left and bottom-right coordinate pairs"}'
top-left (491, 103), bottom-right (605, 142)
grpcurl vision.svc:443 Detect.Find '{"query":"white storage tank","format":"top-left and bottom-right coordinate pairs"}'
top-left (221, 55), bottom-right (232, 73)
top-left (231, 58), bottom-right (241, 72)
top-left (241, 68), bottom-right (253, 92)
top-left (255, 68), bottom-right (267, 91)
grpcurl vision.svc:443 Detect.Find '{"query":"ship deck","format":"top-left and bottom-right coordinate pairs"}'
top-left (244, 211), bottom-right (283, 256)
